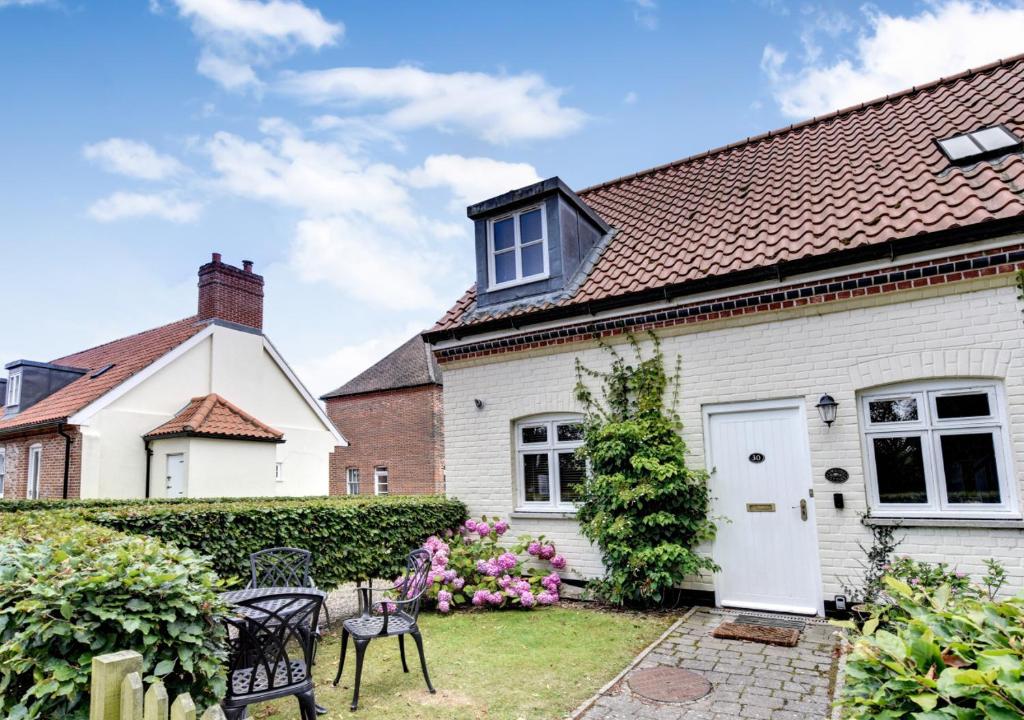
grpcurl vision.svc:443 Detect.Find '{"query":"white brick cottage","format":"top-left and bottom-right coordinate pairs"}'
top-left (425, 57), bottom-right (1024, 616)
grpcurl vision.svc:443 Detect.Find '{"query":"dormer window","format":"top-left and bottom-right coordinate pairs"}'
top-left (6, 372), bottom-right (20, 407)
top-left (488, 205), bottom-right (549, 290)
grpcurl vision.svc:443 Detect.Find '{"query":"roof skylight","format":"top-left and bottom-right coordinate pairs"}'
top-left (937, 126), bottom-right (1022, 163)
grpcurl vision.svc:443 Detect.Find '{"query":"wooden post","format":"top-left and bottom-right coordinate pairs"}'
top-left (90, 651), bottom-right (144, 720)
top-left (120, 672), bottom-right (144, 720)
top-left (169, 694), bottom-right (196, 720)
top-left (144, 681), bottom-right (169, 720)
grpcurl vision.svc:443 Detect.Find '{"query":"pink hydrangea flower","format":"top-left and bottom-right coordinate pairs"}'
top-left (550, 554), bottom-right (566, 570)
top-left (498, 575), bottom-right (513, 590)
top-left (519, 591), bottom-right (536, 608)
top-left (438, 600), bottom-right (451, 613)
top-left (471, 590), bottom-right (489, 606)
top-left (527, 541), bottom-right (541, 556)
top-left (538, 544), bottom-right (556, 560)
top-left (452, 577), bottom-right (465, 590)
top-left (438, 590), bottom-right (452, 604)
top-left (494, 520), bottom-right (509, 535)
top-left (443, 569), bottom-right (457, 583)
top-left (497, 552), bottom-right (518, 571)
top-left (464, 519), bottom-right (478, 533)
top-left (487, 592), bottom-right (504, 606)
top-left (477, 522), bottom-right (491, 537)
top-left (541, 573), bottom-right (561, 592)
top-left (537, 591), bottom-right (558, 605)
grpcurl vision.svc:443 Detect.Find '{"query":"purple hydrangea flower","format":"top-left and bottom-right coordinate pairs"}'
top-left (438, 590), bottom-right (452, 604)
top-left (438, 600), bottom-right (451, 613)
top-left (519, 591), bottom-right (536, 608)
top-left (443, 569), bottom-right (457, 583)
top-left (477, 522), bottom-right (491, 537)
top-left (527, 541), bottom-right (541, 556)
top-left (494, 520), bottom-right (509, 535)
top-left (452, 577), bottom-right (465, 590)
top-left (498, 575), bottom-right (513, 590)
top-left (497, 552), bottom-right (518, 570)
top-left (537, 591), bottom-right (558, 605)
top-left (538, 544), bottom-right (556, 560)
top-left (541, 573), bottom-right (561, 592)
top-left (471, 590), bottom-right (489, 606)
top-left (464, 519), bottom-right (478, 533)
top-left (488, 592), bottom-right (504, 606)
top-left (550, 554), bottom-right (566, 570)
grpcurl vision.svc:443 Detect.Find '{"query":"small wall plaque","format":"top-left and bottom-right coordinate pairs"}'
top-left (746, 503), bottom-right (776, 512)
top-left (748, 453), bottom-right (766, 464)
top-left (825, 467), bottom-right (849, 484)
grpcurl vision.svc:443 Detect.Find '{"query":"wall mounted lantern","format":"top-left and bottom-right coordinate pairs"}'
top-left (815, 394), bottom-right (839, 427)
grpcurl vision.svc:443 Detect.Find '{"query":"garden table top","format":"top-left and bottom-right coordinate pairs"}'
top-left (220, 586), bottom-right (326, 618)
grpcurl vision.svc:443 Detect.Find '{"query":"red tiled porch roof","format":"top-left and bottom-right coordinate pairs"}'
top-left (145, 393), bottom-right (283, 442)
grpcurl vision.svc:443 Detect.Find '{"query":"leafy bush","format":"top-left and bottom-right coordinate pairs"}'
top-left (0, 512), bottom-right (228, 720)
top-left (573, 335), bottom-right (717, 607)
top-left (88, 495), bottom-right (467, 589)
top-left (418, 516), bottom-right (566, 611)
top-left (838, 577), bottom-right (1024, 719)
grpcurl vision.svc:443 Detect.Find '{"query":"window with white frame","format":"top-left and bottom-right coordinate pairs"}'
top-left (515, 415), bottom-right (585, 511)
top-left (6, 372), bottom-right (21, 407)
top-left (375, 467), bottom-right (389, 496)
top-left (27, 444), bottom-right (41, 500)
top-left (488, 205), bottom-right (548, 289)
top-left (860, 380), bottom-right (1016, 517)
top-left (346, 468), bottom-right (360, 495)
top-left (0, 448), bottom-right (5, 499)
top-left (275, 462), bottom-right (283, 483)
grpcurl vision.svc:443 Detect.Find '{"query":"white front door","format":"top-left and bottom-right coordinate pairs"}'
top-left (706, 401), bottom-right (822, 615)
top-left (165, 454), bottom-right (186, 498)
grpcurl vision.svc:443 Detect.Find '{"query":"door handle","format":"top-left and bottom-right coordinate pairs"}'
top-left (799, 499), bottom-right (808, 521)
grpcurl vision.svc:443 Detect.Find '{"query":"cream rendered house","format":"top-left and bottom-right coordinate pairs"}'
top-left (0, 254), bottom-right (343, 500)
top-left (426, 57), bottom-right (1024, 616)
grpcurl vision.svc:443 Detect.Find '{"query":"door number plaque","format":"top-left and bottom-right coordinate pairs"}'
top-left (748, 453), bottom-right (766, 464)
top-left (746, 503), bottom-right (776, 512)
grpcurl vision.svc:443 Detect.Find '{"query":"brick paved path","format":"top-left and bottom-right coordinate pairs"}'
top-left (576, 607), bottom-right (840, 720)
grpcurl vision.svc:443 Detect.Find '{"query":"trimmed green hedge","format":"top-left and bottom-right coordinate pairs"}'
top-left (88, 496), bottom-right (467, 588)
top-left (0, 512), bottom-right (229, 720)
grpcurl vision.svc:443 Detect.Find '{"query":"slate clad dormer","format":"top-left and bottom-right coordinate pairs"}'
top-left (468, 177), bottom-right (611, 309)
top-left (4, 360), bottom-right (86, 416)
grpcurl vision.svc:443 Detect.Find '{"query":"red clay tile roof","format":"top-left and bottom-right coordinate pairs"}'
top-left (431, 55), bottom-right (1024, 335)
top-left (321, 334), bottom-right (441, 399)
top-left (0, 317), bottom-right (208, 435)
top-left (144, 393), bottom-right (283, 442)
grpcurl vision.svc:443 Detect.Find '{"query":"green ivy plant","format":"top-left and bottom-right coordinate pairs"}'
top-left (573, 334), bottom-right (717, 607)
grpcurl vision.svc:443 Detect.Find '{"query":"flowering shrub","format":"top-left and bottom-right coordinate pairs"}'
top-left (885, 556), bottom-right (973, 597)
top-left (414, 516), bottom-right (567, 611)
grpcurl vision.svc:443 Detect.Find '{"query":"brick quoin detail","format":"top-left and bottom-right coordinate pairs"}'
top-left (197, 252), bottom-right (264, 330)
top-left (1, 428), bottom-right (82, 500)
top-left (326, 384), bottom-right (444, 496)
top-left (436, 243), bottom-right (1024, 363)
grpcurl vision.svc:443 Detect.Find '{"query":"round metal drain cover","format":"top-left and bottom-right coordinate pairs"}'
top-left (628, 667), bottom-right (712, 703)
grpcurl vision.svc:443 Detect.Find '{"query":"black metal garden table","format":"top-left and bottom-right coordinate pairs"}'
top-left (220, 586), bottom-right (329, 717)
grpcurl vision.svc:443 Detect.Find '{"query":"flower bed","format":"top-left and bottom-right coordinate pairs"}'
top-left (418, 516), bottom-right (567, 611)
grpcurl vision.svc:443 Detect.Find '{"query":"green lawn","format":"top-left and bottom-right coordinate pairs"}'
top-left (252, 606), bottom-right (673, 720)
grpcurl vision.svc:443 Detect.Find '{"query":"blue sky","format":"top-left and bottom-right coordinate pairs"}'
top-left (2, 0), bottom-right (1024, 395)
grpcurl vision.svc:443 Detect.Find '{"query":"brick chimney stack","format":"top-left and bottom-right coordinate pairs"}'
top-left (197, 252), bottom-right (264, 330)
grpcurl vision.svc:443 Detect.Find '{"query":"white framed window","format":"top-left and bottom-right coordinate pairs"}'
top-left (374, 467), bottom-right (389, 496)
top-left (860, 380), bottom-right (1017, 518)
top-left (346, 468), bottom-right (360, 495)
top-left (27, 444), bottom-right (41, 500)
top-left (515, 414), bottom-right (585, 511)
top-left (0, 448), bottom-right (5, 499)
top-left (6, 372), bottom-right (21, 407)
top-left (275, 462), bottom-right (283, 483)
top-left (487, 204), bottom-right (549, 290)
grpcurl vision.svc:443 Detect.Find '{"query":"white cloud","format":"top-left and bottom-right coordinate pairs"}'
top-left (296, 321), bottom-right (429, 397)
top-left (0, 0), bottom-right (50, 6)
top-left (83, 138), bottom-right (185, 181)
top-left (197, 51), bottom-right (263, 92)
top-left (406, 154), bottom-right (541, 209)
top-left (278, 65), bottom-right (587, 144)
top-left (87, 192), bottom-right (201, 223)
top-left (628, 0), bottom-right (658, 30)
top-left (165, 0), bottom-right (342, 91)
top-left (764, 1), bottom-right (1024, 118)
top-left (172, 0), bottom-right (341, 47)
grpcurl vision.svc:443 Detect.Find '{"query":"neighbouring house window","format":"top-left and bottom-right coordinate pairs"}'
top-left (515, 414), bottom-right (585, 511)
top-left (375, 467), bottom-right (389, 496)
top-left (860, 381), bottom-right (1016, 517)
top-left (346, 468), bottom-right (360, 495)
top-left (488, 204), bottom-right (548, 289)
top-left (27, 444), bottom-right (41, 500)
top-left (6, 372), bottom-right (21, 407)
top-left (275, 462), bottom-right (283, 483)
top-left (0, 448), bottom-right (5, 498)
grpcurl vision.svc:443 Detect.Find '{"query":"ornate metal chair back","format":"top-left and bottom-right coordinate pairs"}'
top-left (395, 548), bottom-right (432, 619)
top-left (223, 591), bottom-right (323, 699)
top-left (249, 547), bottom-right (313, 588)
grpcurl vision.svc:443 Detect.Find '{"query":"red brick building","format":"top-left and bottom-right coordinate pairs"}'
top-left (323, 335), bottom-right (444, 496)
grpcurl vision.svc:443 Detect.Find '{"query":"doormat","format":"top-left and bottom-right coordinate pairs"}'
top-left (628, 667), bottom-right (712, 703)
top-left (734, 614), bottom-right (806, 630)
top-left (712, 621), bottom-right (800, 647)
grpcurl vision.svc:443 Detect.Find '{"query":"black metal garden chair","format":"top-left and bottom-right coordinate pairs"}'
top-left (333, 548), bottom-right (436, 711)
top-left (221, 590), bottom-right (324, 720)
top-left (249, 547), bottom-right (313, 588)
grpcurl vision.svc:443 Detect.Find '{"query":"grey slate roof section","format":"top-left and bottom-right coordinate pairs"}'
top-left (320, 334), bottom-right (441, 399)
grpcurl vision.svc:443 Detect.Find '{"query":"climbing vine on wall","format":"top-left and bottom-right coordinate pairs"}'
top-left (573, 333), bottom-right (718, 607)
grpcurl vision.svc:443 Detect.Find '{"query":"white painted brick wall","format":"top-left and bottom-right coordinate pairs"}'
top-left (443, 278), bottom-right (1024, 598)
